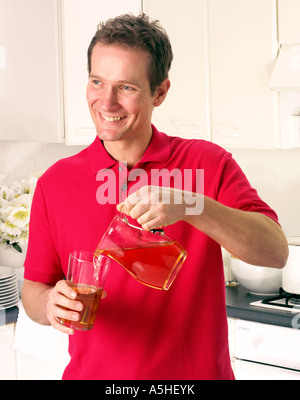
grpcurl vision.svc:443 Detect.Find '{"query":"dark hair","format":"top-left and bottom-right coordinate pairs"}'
top-left (87, 13), bottom-right (173, 94)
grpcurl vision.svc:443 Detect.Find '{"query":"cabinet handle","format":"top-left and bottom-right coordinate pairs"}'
top-left (213, 123), bottom-right (241, 137)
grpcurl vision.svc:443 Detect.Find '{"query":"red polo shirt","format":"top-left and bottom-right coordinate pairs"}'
top-left (24, 126), bottom-right (278, 380)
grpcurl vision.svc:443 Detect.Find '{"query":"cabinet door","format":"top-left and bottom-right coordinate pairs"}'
top-left (0, 0), bottom-right (63, 142)
top-left (0, 324), bottom-right (16, 380)
top-left (15, 332), bottom-right (70, 380)
top-left (278, 0), bottom-right (300, 44)
top-left (208, 0), bottom-right (279, 149)
top-left (143, 0), bottom-right (210, 140)
top-left (61, 0), bottom-right (141, 145)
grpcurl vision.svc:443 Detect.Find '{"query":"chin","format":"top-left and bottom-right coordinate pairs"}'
top-left (96, 129), bottom-right (125, 142)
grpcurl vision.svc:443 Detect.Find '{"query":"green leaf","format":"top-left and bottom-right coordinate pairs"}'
top-left (12, 243), bottom-right (23, 253)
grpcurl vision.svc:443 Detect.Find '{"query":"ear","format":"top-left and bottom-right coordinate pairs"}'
top-left (153, 78), bottom-right (171, 107)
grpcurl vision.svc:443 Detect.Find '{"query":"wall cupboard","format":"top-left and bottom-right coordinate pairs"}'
top-left (145, 0), bottom-right (300, 149)
top-left (0, 0), bottom-right (141, 144)
top-left (0, 0), bottom-right (63, 142)
top-left (0, 0), bottom-right (299, 148)
top-left (61, 0), bottom-right (141, 145)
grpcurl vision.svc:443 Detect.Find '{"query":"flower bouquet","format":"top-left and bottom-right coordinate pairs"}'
top-left (0, 176), bottom-right (38, 253)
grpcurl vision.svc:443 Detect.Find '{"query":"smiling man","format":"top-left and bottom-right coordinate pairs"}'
top-left (21, 14), bottom-right (288, 380)
top-left (86, 43), bottom-right (170, 167)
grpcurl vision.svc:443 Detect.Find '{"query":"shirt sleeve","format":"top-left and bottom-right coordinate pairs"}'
top-left (214, 151), bottom-right (279, 223)
top-left (24, 180), bottom-right (65, 284)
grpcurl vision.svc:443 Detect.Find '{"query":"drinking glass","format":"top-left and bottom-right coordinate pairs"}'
top-left (58, 250), bottom-right (110, 331)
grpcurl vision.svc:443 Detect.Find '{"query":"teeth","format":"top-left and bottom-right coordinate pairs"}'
top-left (102, 115), bottom-right (124, 122)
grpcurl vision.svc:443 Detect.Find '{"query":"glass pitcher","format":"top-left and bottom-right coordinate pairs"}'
top-left (94, 214), bottom-right (187, 290)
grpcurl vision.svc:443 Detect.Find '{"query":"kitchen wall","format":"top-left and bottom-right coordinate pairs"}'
top-left (230, 147), bottom-right (300, 238)
top-left (0, 141), bottom-right (85, 183)
top-left (1, 139), bottom-right (299, 238)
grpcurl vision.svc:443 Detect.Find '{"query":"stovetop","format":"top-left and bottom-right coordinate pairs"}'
top-left (251, 288), bottom-right (300, 313)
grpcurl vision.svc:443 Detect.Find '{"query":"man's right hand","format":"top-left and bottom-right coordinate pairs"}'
top-left (22, 279), bottom-right (107, 335)
top-left (46, 280), bottom-right (83, 335)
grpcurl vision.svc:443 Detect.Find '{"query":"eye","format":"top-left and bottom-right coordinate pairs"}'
top-left (90, 79), bottom-right (105, 89)
top-left (120, 85), bottom-right (135, 91)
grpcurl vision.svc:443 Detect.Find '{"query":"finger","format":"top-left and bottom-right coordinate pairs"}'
top-left (47, 299), bottom-right (81, 333)
top-left (125, 185), bottom-right (152, 209)
top-left (135, 206), bottom-right (157, 225)
top-left (48, 295), bottom-right (81, 335)
top-left (117, 186), bottom-right (152, 217)
top-left (50, 292), bottom-right (83, 314)
top-left (47, 281), bottom-right (83, 334)
top-left (55, 280), bottom-right (78, 300)
top-left (46, 301), bottom-right (75, 335)
top-left (141, 215), bottom-right (165, 231)
top-left (116, 203), bottom-right (124, 213)
top-left (50, 314), bottom-right (75, 335)
top-left (116, 200), bottom-right (135, 216)
top-left (129, 202), bottom-right (153, 220)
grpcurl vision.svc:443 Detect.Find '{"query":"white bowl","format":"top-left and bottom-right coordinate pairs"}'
top-left (230, 256), bottom-right (282, 295)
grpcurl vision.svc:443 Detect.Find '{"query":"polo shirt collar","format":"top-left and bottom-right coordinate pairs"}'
top-left (87, 125), bottom-right (171, 174)
top-left (87, 136), bottom-right (116, 174)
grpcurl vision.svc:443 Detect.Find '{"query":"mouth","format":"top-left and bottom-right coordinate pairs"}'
top-left (101, 114), bottom-right (127, 122)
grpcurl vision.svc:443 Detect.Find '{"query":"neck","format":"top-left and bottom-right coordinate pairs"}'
top-left (103, 130), bottom-right (153, 169)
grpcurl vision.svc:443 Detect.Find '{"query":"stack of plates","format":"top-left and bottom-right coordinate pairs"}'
top-left (0, 266), bottom-right (19, 309)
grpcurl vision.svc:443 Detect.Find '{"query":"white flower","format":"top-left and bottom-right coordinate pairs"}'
top-left (0, 198), bottom-right (9, 208)
top-left (0, 221), bottom-right (22, 237)
top-left (19, 230), bottom-right (29, 244)
top-left (7, 206), bottom-right (30, 228)
top-left (0, 185), bottom-right (15, 201)
top-left (0, 175), bottom-right (37, 252)
top-left (11, 194), bottom-right (32, 209)
top-left (18, 176), bottom-right (38, 196)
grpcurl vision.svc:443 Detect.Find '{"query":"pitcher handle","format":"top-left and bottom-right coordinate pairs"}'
top-left (119, 207), bottom-right (165, 235)
top-left (150, 228), bottom-right (165, 235)
top-left (119, 206), bottom-right (129, 224)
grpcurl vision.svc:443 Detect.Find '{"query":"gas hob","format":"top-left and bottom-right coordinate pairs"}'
top-left (251, 288), bottom-right (300, 313)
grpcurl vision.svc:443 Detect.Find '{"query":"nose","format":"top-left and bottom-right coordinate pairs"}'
top-left (100, 86), bottom-right (119, 112)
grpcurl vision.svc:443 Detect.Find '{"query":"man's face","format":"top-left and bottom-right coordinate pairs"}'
top-left (86, 43), bottom-right (160, 144)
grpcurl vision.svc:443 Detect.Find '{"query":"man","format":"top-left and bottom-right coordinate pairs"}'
top-left (22, 14), bottom-right (288, 380)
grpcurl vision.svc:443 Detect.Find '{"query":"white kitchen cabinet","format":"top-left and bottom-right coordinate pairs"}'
top-left (15, 332), bottom-right (70, 380)
top-left (144, 0), bottom-right (300, 149)
top-left (0, 321), bottom-right (70, 380)
top-left (0, 0), bottom-right (141, 144)
top-left (271, 0), bottom-right (300, 149)
top-left (61, 0), bottom-right (141, 145)
top-left (143, 0), bottom-right (210, 140)
top-left (0, 0), bottom-right (64, 142)
top-left (208, 0), bottom-right (280, 149)
top-left (228, 318), bottom-right (300, 380)
top-left (235, 359), bottom-right (300, 380)
top-left (1, 0), bottom-right (299, 148)
top-left (227, 317), bottom-right (235, 359)
top-left (0, 324), bottom-right (17, 380)
top-left (277, 0), bottom-right (300, 44)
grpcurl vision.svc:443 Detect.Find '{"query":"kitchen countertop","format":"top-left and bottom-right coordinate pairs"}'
top-left (226, 285), bottom-right (298, 329)
top-left (1, 286), bottom-right (298, 329)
